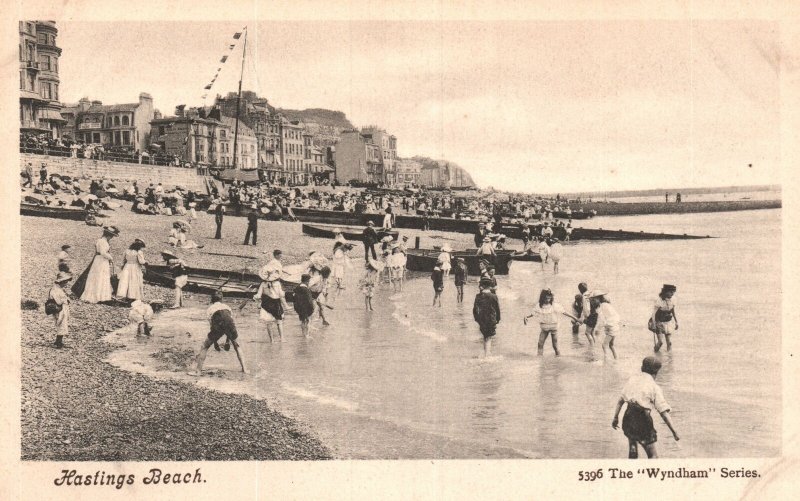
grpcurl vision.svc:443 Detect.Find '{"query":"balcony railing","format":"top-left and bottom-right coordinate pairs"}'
top-left (22, 60), bottom-right (39, 69)
top-left (78, 122), bottom-right (102, 130)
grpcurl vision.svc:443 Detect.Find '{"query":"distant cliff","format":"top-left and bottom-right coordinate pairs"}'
top-left (412, 156), bottom-right (476, 188)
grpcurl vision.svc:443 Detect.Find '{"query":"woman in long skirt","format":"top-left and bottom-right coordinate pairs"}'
top-left (80, 226), bottom-right (119, 303)
top-left (116, 239), bottom-right (147, 300)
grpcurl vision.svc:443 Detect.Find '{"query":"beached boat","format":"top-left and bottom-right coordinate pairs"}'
top-left (492, 222), bottom-right (711, 241)
top-left (301, 223), bottom-right (398, 242)
top-left (405, 249), bottom-right (513, 275)
top-left (144, 265), bottom-right (299, 301)
top-left (510, 250), bottom-right (543, 262)
top-left (553, 210), bottom-right (594, 220)
top-left (20, 203), bottom-right (87, 221)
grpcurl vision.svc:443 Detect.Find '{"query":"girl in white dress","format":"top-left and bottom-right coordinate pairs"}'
top-left (80, 226), bottom-right (119, 303)
top-left (438, 244), bottom-right (453, 277)
top-left (116, 239), bottom-right (147, 300)
top-left (332, 242), bottom-right (353, 296)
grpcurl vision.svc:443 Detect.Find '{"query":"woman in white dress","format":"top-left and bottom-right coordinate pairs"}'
top-left (80, 226), bottom-right (119, 303)
top-left (116, 239), bottom-right (147, 300)
top-left (332, 241), bottom-right (353, 296)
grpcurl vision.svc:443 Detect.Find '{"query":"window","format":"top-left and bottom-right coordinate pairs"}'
top-left (41, 82), bottom-right (51, 99)
top-left (114, 131), bottom-right (120, 144)
top-left (39, 54), bottom-right (49, 70)
top-left (159, 126), bottom-right (165, 135)
top-left (122, 115), bottom-right (129, 126)
top-left (53, 57), bottom-right (58, 73)
top-left (93, 133), bottom-right (100, 143)
top-left (122, 131), bottom-right (131, 145)
top-left (19, 71), bottom-right (24, 90)
top-left (19, 44), bottom-right (22, 61)
top-left (108, 117), bottom-right (113, 127)
top-left (26, 23), bottom-right (33, 34)
top-left (114, 116), bottom-right (120, 126)
top-left (53, 84), bottom-right (58, 100)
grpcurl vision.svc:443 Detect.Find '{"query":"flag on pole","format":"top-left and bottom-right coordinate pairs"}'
top-left (229, 44), bottom-right (235, 50)
top-left (220, 55), bottom-right (228, 63)
top-left (233, 32), bottom-right (242, 39)
top-left (204, 84), bottom-right (212, 90)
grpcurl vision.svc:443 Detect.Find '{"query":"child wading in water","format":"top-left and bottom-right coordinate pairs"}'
top-left (188, 291), bottom-right (247, 376)
top-left (431, 261), bottom-right (445, 307)
top-left (473, 277), bottom-right (501, 357)
top-left (524, 289), bottom-right (581, 356)
top-left (612, 356), bottom-right (679, 458)
top-left (161, 250), bottom-right (188, 308)
top-left (454, 257), bottom-right (467, 303)
top-left (591, 290), bottom-right (621, 360)
top-left (652, 284), bottom-right (678, 352)
top-left (293, 274), bottom-right (315, 340)
top-left (360, 259), bottom-right (382, 311)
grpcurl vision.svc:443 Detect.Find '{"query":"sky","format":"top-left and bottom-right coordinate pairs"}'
top-left (57, 20), bottom-right (782, 193)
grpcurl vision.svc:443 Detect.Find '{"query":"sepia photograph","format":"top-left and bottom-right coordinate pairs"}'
top-left (4, 1), bottom-right (800, 499)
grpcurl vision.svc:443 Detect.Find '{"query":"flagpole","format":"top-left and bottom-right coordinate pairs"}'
top-left (232, 27), bottom-right (247, 170)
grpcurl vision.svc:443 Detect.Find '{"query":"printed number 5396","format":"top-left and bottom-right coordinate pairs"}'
top-left (578, 469), bottom-right (603, 481)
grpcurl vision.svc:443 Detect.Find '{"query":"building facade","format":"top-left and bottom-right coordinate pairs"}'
top-left (395, 158), bottom-right (422, 186)
top-left (334, 130), bottom-right (383, 184)
top-left (62, 93), bottom-right (154, 151)
top-left (280, 119), bottom-right (305, 184)
top-left (361, 126), bottom-right (397, 185)
top-left (220, 116), bottom-right (257, 169)
top-left (19, 21), bottom-right (65, 138)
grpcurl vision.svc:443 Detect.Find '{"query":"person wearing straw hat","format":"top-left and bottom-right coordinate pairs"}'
top-left (473, 276), bottom-right (501, 357)
top-left (188, 291), bottom-right (248, 376)
top-left (651, 284), bottom-right (678, 352)
top-left (243, 204), bottom-right (259, 245)
top-left (117, 239), bottom-right (147, 300)
top-left (359, 259), bottom-right (383, 311)
top-left (332, 241), bottom-right (354, 296)
top-left (536, 236), bottom-right (550, 269)
top-left (49, 271), bottom-right (72, 349)
top-left (612, 356), bottom-right (680, 458)
top-left (590, 290), bottom-right (621, 360)
top-left (477, 235), bottom-right (496, 265)
top-left (333, 228), bottom-right (347, 246)
top-left (161, 249), bottom-right (188, 308)
top-left (77, 226), bottom-right (119, 303)
top-left (254, 264), bottom-right (289, 343)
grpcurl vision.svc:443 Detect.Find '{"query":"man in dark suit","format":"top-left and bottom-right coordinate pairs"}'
top-left (243, 205), bottom-right (258, 245)
top-left (214, 204), bottom-right (225, 239)
top-left (362, 221), bottom-right (378, 262)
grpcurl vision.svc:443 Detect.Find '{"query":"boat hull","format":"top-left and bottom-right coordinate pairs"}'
top-left (301, 223), bottom-right (398, 242)
top-left (405, 249), bottom-right (513, 275)
top-left (20, 203), bottom-right (87, 221)
top-left (144, 265), bottom-right (298, 301)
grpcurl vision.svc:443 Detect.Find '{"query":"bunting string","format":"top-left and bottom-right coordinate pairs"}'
top-left (201, 27), bottom-right (246, 101)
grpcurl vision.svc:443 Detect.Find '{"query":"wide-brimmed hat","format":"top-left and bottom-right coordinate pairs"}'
top-left (662, 284), bottom-right (677, 292)
top-left (133, 238), bottom-right (146, 248)
top-left (161, 249), bottom-right (178, 259)
top-left (367, 221), bottom-right (375, 226)
top-left (103, 225), bottom-right (120, 236)
top-left (54, 271), bottom-right (72, 283)
top-left (381, 235), bottom-right (393, 243)
top-left (589, 290), bottom-right (607, 299)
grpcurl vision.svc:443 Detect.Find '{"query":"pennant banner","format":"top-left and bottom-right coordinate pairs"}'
top-left (201, 27), bottom-right (246, 100)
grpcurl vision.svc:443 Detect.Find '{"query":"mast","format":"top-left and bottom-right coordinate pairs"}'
top-left (232, 27), bottom-right (248, 169)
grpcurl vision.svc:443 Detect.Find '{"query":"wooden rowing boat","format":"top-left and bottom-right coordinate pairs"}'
top-left (144, 265), bottom-right (299, 301)
top-left (20, 203), bottom-right (87, 221)
top-left (510, 251), bottom-right (543, 262)
top-left (301, 223), bottom-right (398, 242)
top-left (405, 249), bottom-right (513, 275)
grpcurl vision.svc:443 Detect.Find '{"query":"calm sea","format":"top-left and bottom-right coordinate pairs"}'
top-left (108, 208), bottom-right (781, 459)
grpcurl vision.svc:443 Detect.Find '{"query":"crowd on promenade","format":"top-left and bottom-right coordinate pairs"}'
top-left (21, 132), bottom-right (186, 167)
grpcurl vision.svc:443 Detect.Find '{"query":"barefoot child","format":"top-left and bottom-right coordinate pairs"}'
top-left (431, 262), bottom-right (444, 307)
top-left (652, 284), bottom-right (678, 352)
top-left (161, 250), bottom-right (188, 308)
top-left (612, 356), bottom-right (679, 458)
top-left (294, 274), bottom-right (315, 340)
top-left (189, 291), bottom-right (247, 375)
top-left (254, 276), bottom-right (289, 343)
top-left (128, 299), bottom-right (154, 336)
top-left (359, 259), bottom-right (382, 311)
top-left (548, 238), bottom-right (563, 274)
top-left (473, 277), bottom-right (501, 357)
top-left (47, 271), bottom-right (72, 349)
top-left (454, 257), bottom-right (467, 303)
top-left (524, 289), bottom-right (581, 356)
top-left (591, 290), bottom-right (621, 360)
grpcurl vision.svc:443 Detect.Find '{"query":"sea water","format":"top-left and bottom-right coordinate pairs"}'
top-left (107, 209), bottom-right (781, 459)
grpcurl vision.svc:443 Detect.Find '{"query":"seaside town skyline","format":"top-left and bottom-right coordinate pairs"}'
top-left (22, 19), bottom-right (781, 193)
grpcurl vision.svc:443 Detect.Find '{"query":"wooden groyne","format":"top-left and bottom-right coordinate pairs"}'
top-left (581, 199), bottom-right (781, 216)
